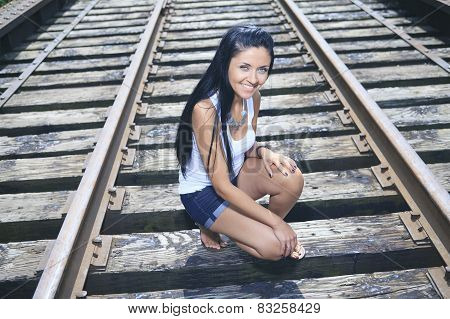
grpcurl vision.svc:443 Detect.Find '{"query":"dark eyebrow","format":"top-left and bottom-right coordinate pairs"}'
top-left (239, 62), bottom-right (270, 68)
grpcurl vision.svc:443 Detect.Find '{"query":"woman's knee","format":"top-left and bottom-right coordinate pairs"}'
top-left (285, 168), bottom-right (304, 198)
top-left (257, 236), bottom-right (283, 261)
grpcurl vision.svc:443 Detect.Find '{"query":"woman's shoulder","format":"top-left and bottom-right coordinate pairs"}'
top-left (192, 98), bottom-right (217, 126)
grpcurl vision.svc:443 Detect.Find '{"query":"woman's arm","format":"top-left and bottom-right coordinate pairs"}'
top-left (245, 90), bottom-right (272, 160)
top-left (245, 90), bottom-right (297, 177)
top-left (192, 98), bottom-right (282, 228)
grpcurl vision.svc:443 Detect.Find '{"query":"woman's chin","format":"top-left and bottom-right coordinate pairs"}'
top-left (237, 89), bottom-right (256, 100)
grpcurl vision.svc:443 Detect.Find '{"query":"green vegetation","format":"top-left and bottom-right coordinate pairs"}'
top-left (0, 0), bottom-right (14, 8)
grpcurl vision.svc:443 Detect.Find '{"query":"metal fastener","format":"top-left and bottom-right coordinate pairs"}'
top-left (92, 236), bottom-right (102, 245)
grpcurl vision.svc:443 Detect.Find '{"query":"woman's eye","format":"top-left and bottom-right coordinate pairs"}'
top-left (257, 68), bottom-right (268, 74)
top-left (240, 65), bottom-right (249, 71)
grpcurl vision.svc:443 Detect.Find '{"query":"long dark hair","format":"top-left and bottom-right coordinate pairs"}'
top-left (175, 25), bottom-right (275, 178)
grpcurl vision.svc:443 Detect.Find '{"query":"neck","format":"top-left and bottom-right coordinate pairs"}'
top-left (231, 95), bottom-right (243, 114)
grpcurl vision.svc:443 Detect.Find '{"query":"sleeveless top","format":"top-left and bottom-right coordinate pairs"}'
top-left (178, 92), bottom-right (256, 194)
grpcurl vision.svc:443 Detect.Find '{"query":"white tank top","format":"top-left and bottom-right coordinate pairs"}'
top-left (179, 92), bottom-right (256, 194)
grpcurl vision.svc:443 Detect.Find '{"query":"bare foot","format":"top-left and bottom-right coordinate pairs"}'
top-left (198, 225), bottom-right (228, 250)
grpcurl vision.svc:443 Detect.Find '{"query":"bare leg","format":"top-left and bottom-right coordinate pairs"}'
top-left (210, 206), bottom-right (283, 261)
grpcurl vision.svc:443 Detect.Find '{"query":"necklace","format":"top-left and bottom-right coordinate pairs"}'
top-left (227, 98), bottom-right (247, 129)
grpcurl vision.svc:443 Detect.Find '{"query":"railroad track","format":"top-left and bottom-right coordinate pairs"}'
top-left (0, 0), bottom-right (449, 299)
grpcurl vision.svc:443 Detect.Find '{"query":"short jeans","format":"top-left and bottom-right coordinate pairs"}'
top-left (180, 177), bottom-right (238, 229)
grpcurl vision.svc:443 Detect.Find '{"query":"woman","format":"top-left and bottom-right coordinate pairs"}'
top-left (175, 25), bottom-right (305, 261)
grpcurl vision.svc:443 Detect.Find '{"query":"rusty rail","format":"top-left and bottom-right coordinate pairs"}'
top-left (33, 0), bottom-right (168, 298)
top-left (276, 0), bottom-right (450, 297)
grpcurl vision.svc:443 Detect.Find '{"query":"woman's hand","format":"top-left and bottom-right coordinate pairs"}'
top-left (272, 220), bottom-right (298, 258)
top-left (260, 149), bottom-right (297, 178)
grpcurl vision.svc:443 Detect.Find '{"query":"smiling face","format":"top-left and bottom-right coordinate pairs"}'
top-left (227, 46), bottom-right (272, 100)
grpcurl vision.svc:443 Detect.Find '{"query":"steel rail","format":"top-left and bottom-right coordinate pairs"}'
top-left (350, 0), bottom-right (450, 73)
top-left (0, 0), bottom-right (101, 110)
top-left (33, 0), bottom-right (168, 298)
top-left (276, 0), bottom-right (450, 291)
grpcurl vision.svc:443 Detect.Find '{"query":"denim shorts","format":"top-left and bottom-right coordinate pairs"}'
top-left (180, 177), bottom-right (238, 229)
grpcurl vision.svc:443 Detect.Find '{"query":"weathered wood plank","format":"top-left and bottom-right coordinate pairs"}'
top-left (3, 85), bottom-right (118, 113)
top-left (0, 107), bottom-right (106, 136)
top-left (172, 4), bottom-right (274, 17)
top-left (90, 268), bottom-right (439, 299)
top-left (0, 129), bottom-right (99, 159)
top-left (146, 71), bottom-right (320, 100)
top-left (65, 0), bottom-right (152, 12)
top-left (1, 162), bottom-right (448, 242)
top-left (137, 102), bottom-right (450, 149)
top-left (44, 18), bottom-right (149, 32)
top-left (0, 239), bottom-right (49, 298)
top-left (0, 213), bottom-right (442, 297)
top-left (69, 1), bottom-right (153, 10)
top-left (130, 126), bottom-right (450, 171)
top-left (0, 191), bottom-right (69, 224)
top-left (330, 37), bottom-right (448, 53)
top-left (123, 129), bottom-right (449, 185)
top-left (296, 3), bottom-right (362, 14)
top-left (154, 56), bottom-right (307, 79)
top-left (340, 49), bottom-right (450, 67)
top-left (298, 3), bottom-right (387, 14)
top-left (167, 17), bottom-right (282, 32)
top-left (295, 0), bottom-right (353, 7)
top-left (86, 213), bottom-right (441, 295)
top-left (27, 26), bottom-right (145, 41)
top-left (49, 12), bottom-right (151, 25)
top-left (162, 33), bottom-right (295, 51)
top-left (161, 17), bottom-right (414, 41)
top-left (169, 10), bottom-right (277, 23)
top-left (162, 25), bottom-right (286, 42)
top-left (305, 9), bottom-right (402, 23)
top-left (312, 17), bottom-right (417, 31)
top-left (321, 26), bottom-right (431, 42)
top-left (1, 70), bottom-right (123, 90)
top-left (135, 111), bottom-right (353, 149)
top-left (146, 68), bottom-right (449, 102)
top-left (385, 104), bottom-right (450, 129)
top-left (174, 0), bottom-right (270, 10)
top-left (6, 99), bottom-right (447, 160)
top-left (0, 57), bottom-right (130, 76)
top-left (369, 84), bottom-right (450, 107)
top-left (78, 5), bottom-right (154, 16)
top-left (158, 46), bottom-right (300, 65)
top-left (17, 35), bottom-right (140, 51)
top-left (0, 154), bottom-right (85, 193)
top-left (351, 64), bottom-right (449, 87)
top-left (1, 44), bottom-right (136, 63)
top-left (143, 91), bottom-right (336, 122)
top-left (153, 58), bottom-right (448, 86)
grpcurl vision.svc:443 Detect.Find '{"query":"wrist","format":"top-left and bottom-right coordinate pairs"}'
top-left (267, 211), bottom-right (283, 228)
top-left (256, 145), bottom-right (271, 159)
